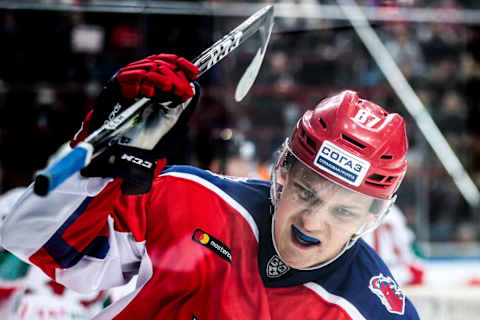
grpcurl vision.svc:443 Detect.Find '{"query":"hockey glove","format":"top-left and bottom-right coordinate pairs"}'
top-left (71, 54), bottom-right (199, 147)
top-left (70, 54), bottom-right (200, 195)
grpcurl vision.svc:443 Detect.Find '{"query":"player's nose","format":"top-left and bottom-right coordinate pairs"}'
top-left (300, 207), bottom-right (329, 233)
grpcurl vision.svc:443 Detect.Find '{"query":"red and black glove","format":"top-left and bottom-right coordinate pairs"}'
top-left (71, 54), bottom-right (200, 194)
top-left (117, 53), bottom-right (198, 101)
top-left (71, 54), bottom-right (199, 147)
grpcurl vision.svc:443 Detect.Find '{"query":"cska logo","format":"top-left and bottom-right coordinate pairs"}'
top-left (369, 274), bottom-right (405, 315)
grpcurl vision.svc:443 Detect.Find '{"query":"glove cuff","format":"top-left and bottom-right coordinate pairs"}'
top-left (81, 142), bottom-right (165, 195)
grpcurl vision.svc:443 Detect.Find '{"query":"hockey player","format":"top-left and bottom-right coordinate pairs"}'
top-left (2, 54), bottom-right (419, 319)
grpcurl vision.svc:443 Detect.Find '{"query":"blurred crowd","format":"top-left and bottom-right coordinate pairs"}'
top-left (1, 0), bottom-right (480, 250)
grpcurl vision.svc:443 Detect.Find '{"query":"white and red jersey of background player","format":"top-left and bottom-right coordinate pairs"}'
top-left (0, 187), bottom-right (108, 320)
top-left (362, 205), bottom-right (425, 286)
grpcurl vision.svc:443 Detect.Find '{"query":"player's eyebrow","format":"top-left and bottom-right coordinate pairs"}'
top-left (293, 175), bottom-right (314, 191)
top-left (297, 176), bottom-right (326, 196)
top-left (295, 179), bottom-right (319, 199)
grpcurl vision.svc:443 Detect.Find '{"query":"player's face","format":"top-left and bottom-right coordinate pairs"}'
top-left (274, 162), bottom-right (379, 269)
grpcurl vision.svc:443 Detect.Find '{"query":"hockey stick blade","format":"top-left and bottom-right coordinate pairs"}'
top-left (195, 4), bottom-right (274, 80)
top-left (34, 5), bottom-right (275, 196)
top-left (235, 6), bottom-right (274, 101)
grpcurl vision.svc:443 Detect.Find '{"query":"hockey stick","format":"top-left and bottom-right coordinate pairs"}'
top-left (34, 5), bottom-right (274, 196)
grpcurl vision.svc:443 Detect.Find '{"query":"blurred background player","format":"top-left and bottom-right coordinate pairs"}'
top-left (0, 146), bottom-right (110, 320)
top-left (363, 205), bottom-right (425, 286)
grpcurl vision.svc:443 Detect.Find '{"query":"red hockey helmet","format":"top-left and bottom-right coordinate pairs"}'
top-left (288, 90), bottom-right (408, 200)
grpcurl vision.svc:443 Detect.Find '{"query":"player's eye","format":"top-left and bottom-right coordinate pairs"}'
top-left (294, 183), bottom-right (317, 203)
top-left (333, 207), bottom-right (357, 220)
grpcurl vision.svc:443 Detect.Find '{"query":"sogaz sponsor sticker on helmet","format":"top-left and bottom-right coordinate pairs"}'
top-left (314, 140), bottom-right (370, 187)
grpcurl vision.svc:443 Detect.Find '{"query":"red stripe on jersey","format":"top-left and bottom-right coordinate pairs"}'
top-left (61, 213), bottom-right (111, 253)
top-left (109, 193), bottom-right (149, 242)
top-left (30, 247), bottom-right (61, 279)
top-left (384, 224), bottom-right (402, 258)
top-left (268, 285), bottom-right (354, 320)
top-left (60, 180), bottom-right (122, 252)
